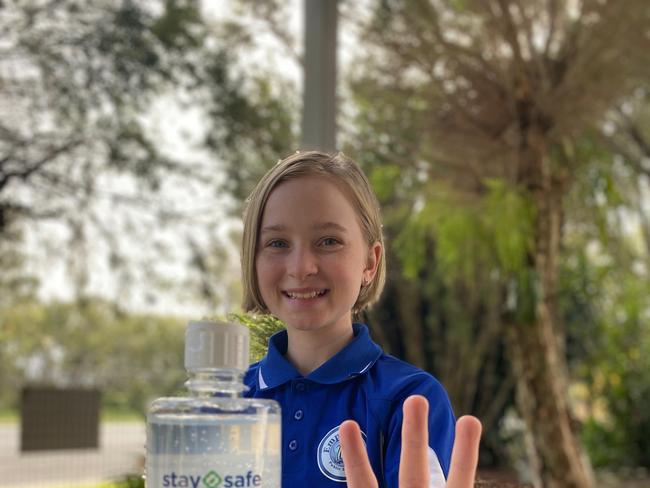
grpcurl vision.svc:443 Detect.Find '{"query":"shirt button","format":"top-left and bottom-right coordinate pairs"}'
top-left (294, 409), bottom-right (303, 420)
top-left (295, 382), bottom-right (305, 392)
top-left (288, 440), bottom-right (298, 451)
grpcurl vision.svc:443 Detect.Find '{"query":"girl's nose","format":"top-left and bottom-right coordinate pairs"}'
top-left (287, 246), bottom-right (318, 280)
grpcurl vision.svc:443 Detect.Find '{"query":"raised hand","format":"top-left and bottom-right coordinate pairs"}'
top-left (340, 395), bottom-right (481, 488)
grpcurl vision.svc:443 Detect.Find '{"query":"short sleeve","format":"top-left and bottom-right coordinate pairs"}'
top-left (383, 375), bottom-right (455, 488)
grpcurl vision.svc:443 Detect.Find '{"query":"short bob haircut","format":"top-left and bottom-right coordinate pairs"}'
top-left (241, 151), bottom-right (386, 314)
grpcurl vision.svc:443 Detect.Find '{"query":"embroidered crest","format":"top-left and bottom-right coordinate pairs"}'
top-left (317, 425), bottom-right (367, 482)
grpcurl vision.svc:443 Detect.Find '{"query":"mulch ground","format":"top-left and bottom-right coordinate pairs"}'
top-left (475, 469), bottom-right (532, 487)
top-left (474, 468), bottom-right (650, 487)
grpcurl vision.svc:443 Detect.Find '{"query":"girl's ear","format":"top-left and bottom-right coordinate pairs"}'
top-left (364, 241), bottom-right (382, 281)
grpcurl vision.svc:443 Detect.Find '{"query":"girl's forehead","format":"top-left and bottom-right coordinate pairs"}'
top-left (265, 175), bottom-right (353, 208)
top-left (259, 175), bottom-right (364, 230)
top-left (271, 173), bottom-right (344, 194)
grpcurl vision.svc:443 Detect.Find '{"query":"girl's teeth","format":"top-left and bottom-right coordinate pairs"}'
top-left (288, 291), bottom-right (324, 299)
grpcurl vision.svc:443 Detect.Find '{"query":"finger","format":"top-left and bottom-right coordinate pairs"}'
top-left (446, 415), bottom-right (482, 488)
top-left (399, 395), bottom-right (430, 488)
top-left (339, 420), bottom-right (378, 488)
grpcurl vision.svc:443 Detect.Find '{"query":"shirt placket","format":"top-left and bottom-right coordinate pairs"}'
top-left (282, 379), bottom-right (309, 473)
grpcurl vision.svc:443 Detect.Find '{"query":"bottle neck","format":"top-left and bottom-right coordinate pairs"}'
top-left (185, 369), bottom-right (248, 398)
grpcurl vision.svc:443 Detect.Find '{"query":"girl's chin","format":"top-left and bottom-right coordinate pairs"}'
top-left (282, 318), bottom-right (325, 331)
top-left (288, 325), bottom-right (318, 333)
top-left (281, 314), bottom-right (353, 334)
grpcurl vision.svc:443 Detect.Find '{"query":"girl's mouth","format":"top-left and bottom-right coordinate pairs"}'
top-left (283, 289), bottom-right (329, 300)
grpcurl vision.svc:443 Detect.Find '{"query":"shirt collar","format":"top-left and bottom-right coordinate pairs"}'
top-left (257, 323), bottom-right (383, 390)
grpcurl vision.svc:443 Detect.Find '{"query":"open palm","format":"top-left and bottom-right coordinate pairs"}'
top-left (340, 395), bottom-right (481, 488)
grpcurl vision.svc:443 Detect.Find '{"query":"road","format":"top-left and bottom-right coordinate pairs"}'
top-left (0, 422), bottom-right (145, 487)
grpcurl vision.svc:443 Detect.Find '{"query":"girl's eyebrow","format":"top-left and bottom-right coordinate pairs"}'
top-left (314, 222), bottom-right (348, 233)
top-left (260, 224), bottom-right (285, 233)
top-left (260, 222), bottom-right (348, 233)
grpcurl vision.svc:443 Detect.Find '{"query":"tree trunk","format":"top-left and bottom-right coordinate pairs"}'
top-left (508, 127), bottom-right (593, 488)
top-left (508, 318), bottom-right (593, 488)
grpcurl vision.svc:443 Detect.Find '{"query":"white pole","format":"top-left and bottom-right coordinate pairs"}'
top-left (301, 0), bottom-right (338, 152)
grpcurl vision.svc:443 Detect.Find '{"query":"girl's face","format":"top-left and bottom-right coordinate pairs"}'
top-left (256, 175), bottom-right (381, 336)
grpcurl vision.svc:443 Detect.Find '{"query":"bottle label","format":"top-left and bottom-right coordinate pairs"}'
top-left (146, 417), bottom-right (281, 488)
top-left (148, 456), bottom-right (266, 487)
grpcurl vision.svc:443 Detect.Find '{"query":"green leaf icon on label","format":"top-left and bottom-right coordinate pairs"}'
top-left (203, 470), bottom-right (222, 488)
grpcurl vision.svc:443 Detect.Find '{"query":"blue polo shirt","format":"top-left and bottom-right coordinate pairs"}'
top-left (244, 324), bottom-right (455, 487)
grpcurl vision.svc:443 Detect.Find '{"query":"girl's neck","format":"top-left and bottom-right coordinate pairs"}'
top-left (285, 324), bottom-right (355, 376)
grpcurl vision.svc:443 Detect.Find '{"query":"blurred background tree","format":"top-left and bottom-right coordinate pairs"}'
top-left (223, 1), bottom-right (650, 486)
top-left (0, 0), bottom-right (298, 420)
top-left (0, 0), bottom-right (201, 229)
top-left (560, 85), bottom-right (650, 469)
top-left (0, 299), bottom-right (186, 415)
top-left (0, 0), bottom-right (295, 304)
top-left (339, 2), bottom-right (649, 486)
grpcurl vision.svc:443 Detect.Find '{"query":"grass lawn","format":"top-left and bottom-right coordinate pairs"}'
top-left (51, 484), bottom-right (113, 488)
top-left (100, 410), bottom-right (144, 423)
top-left (0, 409), bottom-right (18, 423)
top-left (51, 481), bottom-right (143, 488)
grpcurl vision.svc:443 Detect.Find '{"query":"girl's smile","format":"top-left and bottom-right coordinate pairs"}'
top-left (283, 287), bottom-right (329, 300)
top-left (282, 287), bottom-right (330, 312)
top-left (255, 175), bottom-right (380, 337)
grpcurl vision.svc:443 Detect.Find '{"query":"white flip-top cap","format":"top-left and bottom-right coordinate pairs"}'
top-left (185, 320), bottom-right (250, 371)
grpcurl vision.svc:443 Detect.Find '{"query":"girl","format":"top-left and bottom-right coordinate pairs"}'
top-left (242, 151), bottom-right (455, 487)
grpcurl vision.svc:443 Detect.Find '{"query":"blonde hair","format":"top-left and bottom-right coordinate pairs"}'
top-left (241, 151), bottom-right (386, 314)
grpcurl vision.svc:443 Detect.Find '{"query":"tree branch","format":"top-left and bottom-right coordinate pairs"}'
top-left (543, 0), bottom-right (559, 58)
top-left (0, 138), bottom-right (83, 191)
top-left (494, 0), bottom-right (526, 68)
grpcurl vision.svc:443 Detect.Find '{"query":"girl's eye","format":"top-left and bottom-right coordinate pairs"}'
top-left (267, 239), bottom-right (288, 248)
top-left (320, 237), bottom-right (341, 247)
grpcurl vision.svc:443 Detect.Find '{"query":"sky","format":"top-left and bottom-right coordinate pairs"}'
top-left (21, 94), bottom-right (240, 317)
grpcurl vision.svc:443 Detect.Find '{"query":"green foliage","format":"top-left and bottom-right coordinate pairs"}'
top-left (483, 180), bottom-right (536, 274)
top-left (204, 67), bottom-right (298, 204)
top-left (556, 123), bottom-right (650, 468)
top-left (0, 224), bottom-right (37, 307)
top-left (448, 0), bottom-right (467, 11)
top-left (151, 0), bottom-right (204, 50)
top-left (562, 137), bottom-right (627, 246)
top-left (229, 313), bottom-right (285, 363)
top-left (108, 475), bottom-right (145, 488)
top-left (368, 164), bottom-right (403, 202)
top-left (0, 299), bottom-right (186, 415)
top-left (591, 281), bottom-right (650, 467)
top-left (393, 179), bottom-right (535, 284)
top-left (560, 225), bottom-right (650, 468)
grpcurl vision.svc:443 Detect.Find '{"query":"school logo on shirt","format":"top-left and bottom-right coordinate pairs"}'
top-left (317, 425), bottom-right (367, 482)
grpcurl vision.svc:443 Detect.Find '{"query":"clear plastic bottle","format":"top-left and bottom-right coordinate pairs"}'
top-left (146, 320), bottom-right (281, 488)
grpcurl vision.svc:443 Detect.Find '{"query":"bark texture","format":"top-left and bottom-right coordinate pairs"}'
top-left (508, 127), bottom-right (593, 488)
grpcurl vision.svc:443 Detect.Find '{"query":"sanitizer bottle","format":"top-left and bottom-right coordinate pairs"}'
top-left (146, 320), bottom-right (281, 488)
